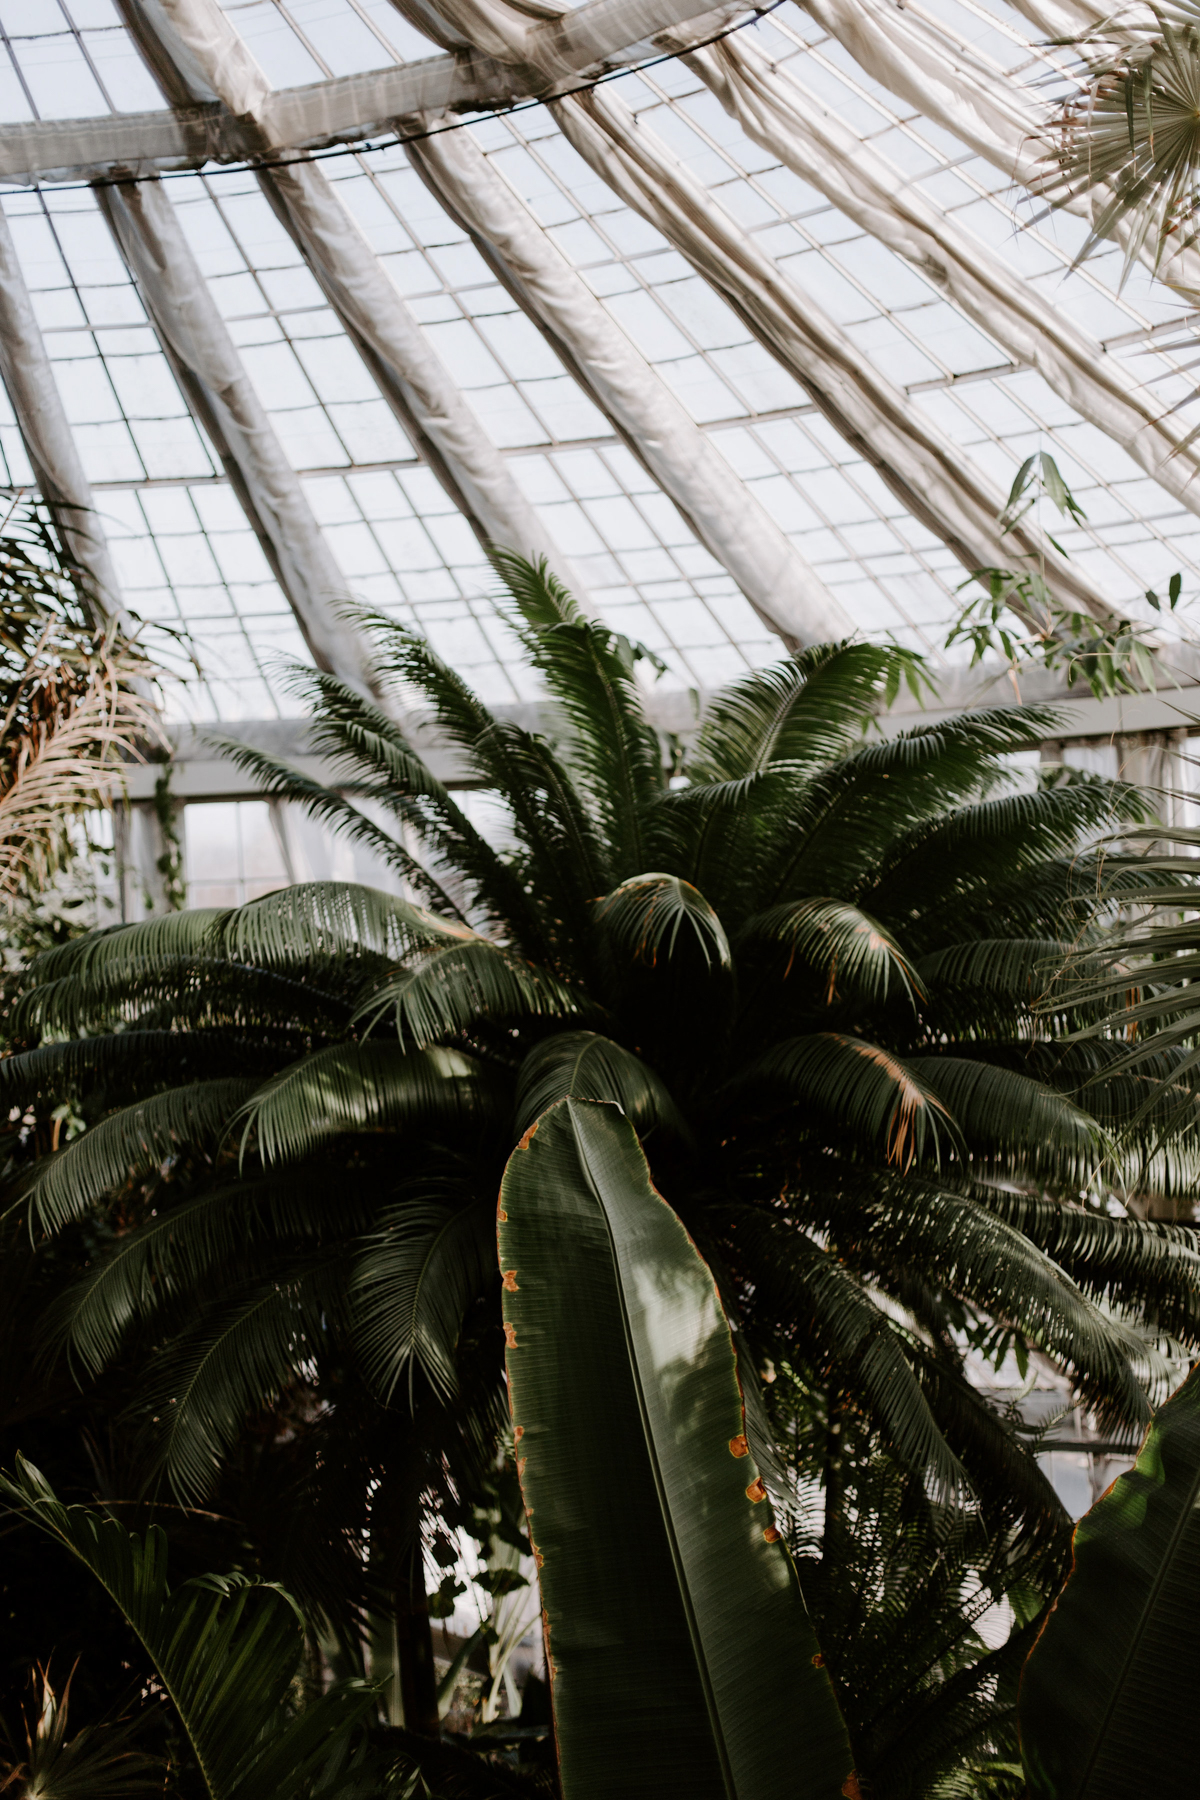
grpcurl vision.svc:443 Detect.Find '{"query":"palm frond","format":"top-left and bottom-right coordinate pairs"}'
top-left (19, 1078), bottom-right (256, 1234)
top-left (826, 1174), bottom-right (1156, 1427)
top-left (687, 643), bottom-right (894, 782)
top-left (977, 1188), bottom-right (1200, 1344)
top-left (915, 939), bottom-right (1073, 1008)
top-left (908, 1057), bottom-right (1106, 1183)
top-left (733, 1210), bottom-right (966, 1499)
top-left (594, 871), bottom-right (732, 970)
top-left (357, 616), bottom-right (608, 946)
top-left (492, 550), bottom-right (665, 872)
top-left (353, 1198), bottom-right (494, 1402)
top-left (351, 939), bottom-right (586, 1047)
top-left (49, 1172), bottom-right (351, 1376)
top-left (136, 1269), bottom-right (338, 1501)
top-left (513, 1030), bottom-right (686, 1141)
top-left (741, 897), bottom-right (921, 1006)
top-left (1038, 24), bottom-right (1200, 283)
top-left (0, 1030), bottom-right (272, 1107)
top-left (741, 1034), bottom-right (960, 1168)
top-left (207, 734), bottom-right (467, 920)
top-left (0, 1456), bottom-right (372, 1799)
top-left (236, 1042), bottom-right (502, 1166)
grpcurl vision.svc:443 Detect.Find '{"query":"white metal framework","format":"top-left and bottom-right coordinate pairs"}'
top-left (3, 0), bottom-right (1200, 724)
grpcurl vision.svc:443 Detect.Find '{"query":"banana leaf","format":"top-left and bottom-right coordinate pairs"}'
top-left (1019, 1362), bottom-right (1200, 1796)
top-left (498, 1096), bottom-right (857, 1800)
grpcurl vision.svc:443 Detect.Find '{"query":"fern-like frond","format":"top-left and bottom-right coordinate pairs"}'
top-left (136, 1268), bottom-right (339, 1502)
top-left (687, 643), bottom-right (893, 782)
top-left (236, 1042), bottom-right (502, 1166)
top-left (908, 1057), bottom-right (1106, 1183)
top-left (594, 872), bottom-right (731, 971)
top-left (352, 1198), bottom-right (493, 1402)
top-left (0, 1457), bottom-right (373, 1800)
top-left (733, 1210), bottom-right (966, 1499)
top-left (741, 897), bottom-right (921, 1006)
top-left (492, 550), bottom-right (666, 871)
top-left (19, 1079), bottom-right (256, 1234)
top-left (49, 1172), bottom-right (351, 1376)
top-left (0, 1030), bottom-right (272, 1107)
top-left (740, 1034), bottom-right (960, 1168)
top-left (351, 939), bottom-right (585, 1047)
top-left (513, 1030), bottom-right (686, 1141)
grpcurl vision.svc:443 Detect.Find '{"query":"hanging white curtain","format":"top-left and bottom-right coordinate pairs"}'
top-left (99, 176), bottom-right (380, 692)
top-left (0, 204), bottom-right (123, 619)
top-left (554, 84), bottom-right (1108, 614)
top-left (687, 34), bottom-right (1200, 518)
top-left (407, 122), bottom-right (856, 646)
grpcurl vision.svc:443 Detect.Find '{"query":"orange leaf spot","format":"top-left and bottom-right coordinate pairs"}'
top-left (842, 1776), bottom-right (863, 1800)
top-left (517, 1457), bottom-right (527, 1479)
top-left (811, 1652), bottom-right (824, 1667)
top-left (502, 1269), bottom-right (519, 1291)
top-left (517, 1119), bottom-right (541, 1150)
top-left (504, 1323), bottom-right (518, 1348)
top-left (514, 1424), bottom-right (525, 1442)
top-left (764, 1526), bottom-right (782, 1543)
top-left (746, 1477), bottom-right (767, 1503)
top-left (497, 1207), bottom-right (508, 1222)
top-left (728, 1434), bottom-right (749, 1458)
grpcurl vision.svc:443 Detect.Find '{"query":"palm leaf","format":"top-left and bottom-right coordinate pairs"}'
top-left (741, 897), bottom-right (920, 1005)
top-left (595, 872), bottom-right (732, 971)
top-left (731, 1208), bottom-right (967, 1500)
top-left (207, 733), bottom-right (466, 921)
top-left (906, 1057), bottom-right (1106, 1182)
top-left (0, 1457), bottom-right (373, 1800)
top-left (235, 1042), bottom-right (501, 1166)
top-left (499, 1097), bottom-right (857, 1798)
top-left (687, 642), bottom-right (895, 782)
top-left (48, 1172), bottom-right (349, 1376)
top-left (353, 1197), bottom-right (493, 1401)
top-left (740, 1034), bottom-right (959, 1168)
top-left (351, 939), bottom-right (585, 1047)
top-left (493, 550), bottom-right (665, 872)
top-left (137, 1268), bottom-right (338, 1501)
top-left (513, 1030), bottom-right (687, 1141)
top-left (18, 1078), bottom-right (256, 1233)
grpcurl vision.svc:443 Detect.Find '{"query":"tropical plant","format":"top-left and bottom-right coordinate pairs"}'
top-left (0, 1661), bottom-right (162, 1799)
top-left (0, 1457), bottom-right (381, 1800)
top-left (1018, 1360), bottom-right (1200, 1796)
top-left (0, 492), bottom-right (161, 918)
top-left (7, 557), bottom-right (1200, 1747)
top-left (497, 1096), bottom-right (856, 1799)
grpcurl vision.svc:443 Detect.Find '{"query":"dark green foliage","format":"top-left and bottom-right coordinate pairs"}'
top-left (1019, 1364), bottom-right (1200, 1796)
top-left (5, 558), bottom-right (1199, 1787)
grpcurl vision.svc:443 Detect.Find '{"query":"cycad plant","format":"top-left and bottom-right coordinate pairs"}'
top-left (7, 558), bottom-right (1200, 1664)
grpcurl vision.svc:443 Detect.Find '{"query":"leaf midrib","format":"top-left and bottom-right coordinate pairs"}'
top-left (568, 1106), bottom-right (738, 1800)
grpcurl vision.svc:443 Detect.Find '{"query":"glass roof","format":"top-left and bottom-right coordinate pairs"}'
top-left (2, 0), bottom-right (1198, 722)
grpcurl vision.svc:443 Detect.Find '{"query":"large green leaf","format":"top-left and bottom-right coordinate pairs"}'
top-left (1019, 1363), bottom-right (1200, 1796)
top-left (498, 1097), bottom-right (856, 1799)
top-left (0, 1458), bottom-right (372, 1800)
